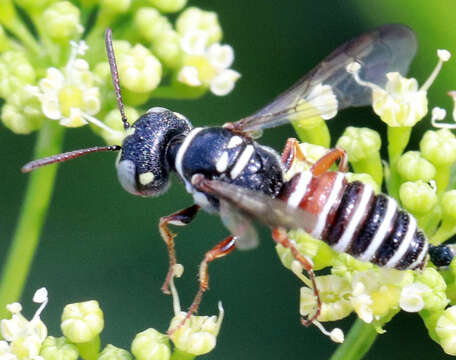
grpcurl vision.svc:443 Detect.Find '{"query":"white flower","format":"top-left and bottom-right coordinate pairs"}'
top-left (346, 49), bottom-right (451, 127)
top-left (399, 283), bottom-right (431, 312)
top-left (207, 43), bottom-right (234, 71)
top-left (0, 289), bottom-right (49, 360)
top-left (210, 69), bottom-right (241, 96)
top-left (180, 30), bottom-right (208, 55)
top-left (26, 41), bottom-right (116, 136)
top-left (177, 66), bottom-right (202, 86)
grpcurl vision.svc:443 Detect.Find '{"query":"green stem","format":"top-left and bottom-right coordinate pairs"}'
top-left (76, 336), bottom-right (101, 360)
top-left (330, 319), bottom-right (378, 360)
top-left (170, 349), bottom-right (196, 360)
top-left (0, 121), bottom-right (64, 319)
top-left (292, 117), bottom-right (331, 148)
top-left (387, 126), bottom-right (412, 200)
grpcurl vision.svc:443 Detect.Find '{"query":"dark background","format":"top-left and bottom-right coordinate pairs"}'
top-left (2, 0), bottom-right (456, 359)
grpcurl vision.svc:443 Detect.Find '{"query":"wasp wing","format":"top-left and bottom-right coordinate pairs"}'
top-left (219, 199), bottom-right (259, 250)
top-left (193, 175), bottom-right (317, 233)
top-left (229, 24), bottom-right (417, 134)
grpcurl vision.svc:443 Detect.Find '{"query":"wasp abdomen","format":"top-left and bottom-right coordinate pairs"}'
top-left (281, 174), bottom-right (428, 270)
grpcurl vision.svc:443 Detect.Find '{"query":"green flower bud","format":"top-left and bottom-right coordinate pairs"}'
top-left (100, 0), bottom-right (131, 14)
top-left (0, 51), bottom-right (35, 98)
top-left (176, 7), bottom-right (222, 45)
top-left (1, 91), bottom-right (43, 134)
top-left (147, 0), bottom-right (187, 13)
top-left (420, 129), bottom-right (456, 166)
top-left (101, 107), bottom-right (139, 145)
top-left (131, 329), bottom-right (170, 360)
top-left (61, 301), bottom-right (104, 343)
top-left (337, 127), bottom-right (381, 162)
top-left (442, 190), bottom-right (456, 221)
top-left (397, 151), bottom-right (436, 182)
top-left (300, 275), bottom-right (352, 321)
top-left (331, 253), bottom-right (373, 281)
top-left (399, 181), bottom-right (437, 214)
top-left (169, 309), bottom-right (223, 356)
top-left (98, 345), bottom-right (132, 360)
top-left (40, 337), bottom-right (78, 360)
top-left (337, 127), bottom-right (383, 185)
top-left (414, 268), bottom-right (448, 311)
top-left (436, 306), bottom-right (456, 355)
top-left (116, 42), bottom-right (162, 93)
top-left (41, 1), bottom-right (83, 42)
top-left (134, 8), bottom-right (172, 43)
top-left (152, 30), bottom-right (182, 69)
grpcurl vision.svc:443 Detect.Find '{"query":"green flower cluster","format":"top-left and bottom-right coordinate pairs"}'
top-left (0, 0), bottom-right (240, 144)
top-left (0, 280), bottom-right (223, 360)
top-left (279, 49), bottom-right (456, 355)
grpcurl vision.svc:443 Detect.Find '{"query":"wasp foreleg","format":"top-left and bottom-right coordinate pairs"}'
top-left (272, 227), bottom-right (321, 326)
top-left (159, 204), bottom-right (200, 294)
top-left (281, 138), bottom-right (309, 170)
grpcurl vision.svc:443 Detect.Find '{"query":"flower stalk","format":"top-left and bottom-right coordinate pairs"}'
top-left (0, 121), bottom-right (64, 320)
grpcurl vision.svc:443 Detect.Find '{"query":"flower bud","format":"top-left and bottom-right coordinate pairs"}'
top-left (442, 191), bottom-right (456, 221)
top-left (414, 268), bottom-right (448, 311)
top-left (337, 127), bottom-right (381, 162)
top-left (2, 90), bottom-right (43, 134)
top-left (399, 181), bottom-right (437, 214)
top-left (344, 173), bottom-right (380, 194)
top-left (102, 107), bottom-right (139, 145)
top-left (151, 30), bottom-right (182, 69)
top-left (117, 43), bottom-right (162, 93)
top-left (134, 8), bottom-right (172, 43)
top-left (98, 345), bottom-right (132, 360)
top-left (397, 151), bottom-right (436, 182)
top-left (61, 301), bottom-right (104, 343)
top-left (0, 51), bottom-right (35, 98)
top-left (436, 306), bottom-right (456, 355)
top-left (420, 129), bottom-right (456, 166)
top-left (176, 7), bottom-right (222, 45)
top-left (147, 0), bottom-right (187, 13)
top-left (41, 1), bottom-right (83, 42)
top-left (40, 337), bottom-right (78, 360)
top-left (169, 306), bottom-right (223, 356)
top-left (131, 329), bottom-right (170, 360)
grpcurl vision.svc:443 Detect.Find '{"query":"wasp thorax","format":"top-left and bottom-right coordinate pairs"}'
top-left (116, 107), bottom-right (192, 197)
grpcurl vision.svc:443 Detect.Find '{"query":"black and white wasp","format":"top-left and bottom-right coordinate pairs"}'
top-left (22, 24), bottom-right (454, 329)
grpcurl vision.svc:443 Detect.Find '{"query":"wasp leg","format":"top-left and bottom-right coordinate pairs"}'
top-left (159, 204), bottom-right (200, 294)
top-left (311, 147), bottom-right (348, 176)
top-left (168, 235), bottom-right (237, 335)
top-left (281, 138), bottom-right (309, 170)
top-left (272, 227), bottom-right (321, 326)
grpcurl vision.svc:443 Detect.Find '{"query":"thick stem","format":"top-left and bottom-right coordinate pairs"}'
top-left (0, 121), bottom-right (64, 319)
top-left (330, 319), bottom-right (378, 360)
top-left (292, 117), bottom-right (331, 148)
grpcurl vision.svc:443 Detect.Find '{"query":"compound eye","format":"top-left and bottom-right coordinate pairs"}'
top-left (116, 159), bottom-right (140, 195)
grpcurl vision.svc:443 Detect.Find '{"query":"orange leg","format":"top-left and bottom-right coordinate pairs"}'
top-left (159, 205), bottom-right (200, 294)
top-left (311, 147), bottom-right (348, 176)
top-left (281, 138), bottom-right (309, 170)
top-left (272, 228), bottom-right (321, 326)
top-left (168, 235), bottom-right (237, 335)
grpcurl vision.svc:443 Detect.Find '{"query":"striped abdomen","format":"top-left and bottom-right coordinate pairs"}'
top-left (279, 171), bottom-right (428, 270)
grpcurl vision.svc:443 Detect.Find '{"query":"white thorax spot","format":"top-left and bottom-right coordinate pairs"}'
top-left (139, 172), bottom-right (155, 185)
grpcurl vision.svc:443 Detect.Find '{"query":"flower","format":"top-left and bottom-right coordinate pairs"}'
top-left (0, 288), bottom-right (49, 360)
top-left (346, 49), bottom-right (451, 127)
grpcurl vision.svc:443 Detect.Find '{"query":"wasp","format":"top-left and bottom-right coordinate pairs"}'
top-left (22, 24), bottom-right (453, 330)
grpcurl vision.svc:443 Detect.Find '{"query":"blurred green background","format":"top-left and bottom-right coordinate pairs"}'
top-left (1, 0), bottom-right (456, 359)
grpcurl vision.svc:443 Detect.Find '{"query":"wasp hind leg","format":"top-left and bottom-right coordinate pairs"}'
top-left (168, 235), bottom-right (237, 335)
top-left (311, 147), bottom-right (348, 176)
top-left (159, 204), bottom-right (200, 294)
top-left (281, 138), bottom-right (309, 171)
top-left (272, 227), bottom-right (322, 326)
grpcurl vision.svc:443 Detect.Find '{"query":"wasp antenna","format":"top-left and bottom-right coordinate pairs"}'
top-left (105, 28), bottom-right (130, 130)
top-left (22, 145), bottom-right (121, 173)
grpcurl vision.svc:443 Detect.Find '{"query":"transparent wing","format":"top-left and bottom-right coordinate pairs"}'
top-left (228, 24), bottom-right (417, 134)
top-left (219, 200), bottom-right (259, 250)
top-left (193, 175), bottom-right (317, 232)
